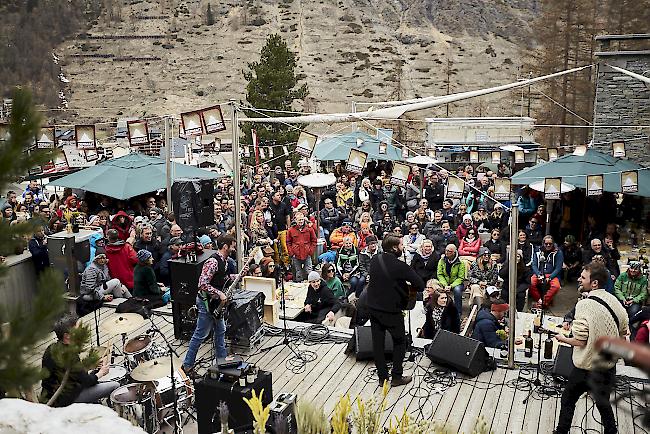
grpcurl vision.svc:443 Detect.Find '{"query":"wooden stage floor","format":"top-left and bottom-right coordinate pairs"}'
top-left (26, 305), bottom-right (649, 434)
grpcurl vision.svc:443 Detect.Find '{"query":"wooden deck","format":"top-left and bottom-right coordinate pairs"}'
top-left (26, 305), bottom-right (649, 434)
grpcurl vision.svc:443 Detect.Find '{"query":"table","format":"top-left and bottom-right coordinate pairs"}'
top-left (278, 281), bottom-right (309, 320)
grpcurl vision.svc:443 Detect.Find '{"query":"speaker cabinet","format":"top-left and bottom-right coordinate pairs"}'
top-left (169, 249), bottom-right (215, 304)
top-left (553, 345), bottom-right (575, 379)
top-left (171, 178), bottom-right (214, 232)
top-left (226, 290), bottom-right (265, 341)
top-left (426, 329), bottom-right (488, 377)
top-left (354, 326), bottom-right (395, 361)
top-left (195, 371), bottom-right (273, 434)
top-left (172, 301), bottom-right (197, 341)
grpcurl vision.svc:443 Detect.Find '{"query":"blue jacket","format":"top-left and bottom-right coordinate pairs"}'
top-left (532, 246), bottom-right (564, 280)
top-left (516, 195), bottom-right (536, 215)
top-left (471, 309), bottom-right (507, 349)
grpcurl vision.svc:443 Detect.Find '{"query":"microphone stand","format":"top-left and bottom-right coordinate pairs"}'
top-left (147, 312), bottom-right (182, 434)
top-left (93, 307), bottom-right (101, 347)
top-left (402, 248), bottom-right (416, 362)
top-left (259, 264), bottom-right (304, 360)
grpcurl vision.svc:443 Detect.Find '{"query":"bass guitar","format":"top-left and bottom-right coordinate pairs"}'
top-left (208, 247), bottom-right (260, 320)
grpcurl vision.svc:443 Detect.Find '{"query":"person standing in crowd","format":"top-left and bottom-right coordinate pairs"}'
top-left (499, 249), bottom-right (532, 312)
top-left (28, 226), bottom-right (49, 275)
top-left (402, 222), bottom-right (425, 265)
top-left (423, 171), bottom-right (444, 211)
top-left (269, 189), bottom-right (291, 265)
top-left (516, 229), bottom-right (535, 267)
top-left (286, 211), bottom-right (316, 282)
top-left (133, 223), bottom-right (162, 266)
top-left (613, 261), bottom-right (648, 319)
top-left (411, 239), bottom-right (439, 287)
top-left (467, 247), bottom-right (499, 306)
top-left (436, 244), bottom-right (467, 316)
top-left (554, 263), bottom-right (628, 434)
top-left (158, 236), bottom-right (183, 286)
top-left (80, 247), bottom-right (132, 302)
top-left (530, 235), bottom-right (564, 309)
top-left (105, 229), bottom-right (138, 290)
top-left (524, 217), bottom-right (544, 247)
top-left (365, 234), bottom-right (424, 386)
top-left (561, 234), bottom-right (582, 282)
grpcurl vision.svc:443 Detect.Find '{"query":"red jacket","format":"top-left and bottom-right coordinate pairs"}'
top-left (459, 237), bottom-right (481, 257)
top-left (106, 241), bottom-right (138, 289)
top-left (110, 210), bottom-right (133, 241)
top-left (286, 223), bottom-right (317, 260)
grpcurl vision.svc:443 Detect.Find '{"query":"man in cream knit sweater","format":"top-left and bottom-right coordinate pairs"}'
top-left (554, 262), bottom-right (629, 434)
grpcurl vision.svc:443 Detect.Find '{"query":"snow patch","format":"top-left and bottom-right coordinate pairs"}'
top-left (59, 73), bottom-right (70, 83)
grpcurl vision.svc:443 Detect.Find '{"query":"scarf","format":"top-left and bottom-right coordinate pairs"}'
top-left (430, 305), bottom-right (444, 331)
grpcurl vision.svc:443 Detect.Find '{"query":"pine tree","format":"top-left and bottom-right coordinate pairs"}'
top-left (241, 34), bottom-right (308, 164)
top-left (206, 3), bottom-right (215, 26)
top-left (0, 88), bottom-right (67, 400)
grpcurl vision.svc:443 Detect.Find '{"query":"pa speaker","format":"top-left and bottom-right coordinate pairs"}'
top-left (354, 326), bottom-right (394, 361)
top-left (169, 249), bottom-right (215, 304)
top-left (553, 345), bottom-right (575, 379)
top-left (172, 301), bottom-right (196, 341)
top-left (426, 329), bottom-right (488, 377)
top-left (172, 178), bottom-right (214, 232)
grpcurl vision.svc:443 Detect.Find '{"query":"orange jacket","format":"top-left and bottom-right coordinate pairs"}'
top-left (330, 228), bottom-right (358, 250)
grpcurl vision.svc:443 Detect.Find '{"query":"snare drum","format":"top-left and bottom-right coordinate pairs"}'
top-left (98, 365), bottom-right (127, 384)
top-left (110, 383), bottom-right (158, 433)
top-left (124, 335), bottom-right (154, 370)
top-left (149, 368), bottom-right (194, 422)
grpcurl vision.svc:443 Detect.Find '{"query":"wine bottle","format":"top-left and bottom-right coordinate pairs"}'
top-left (524, 330), bottom-right (533, 358)
top-left (544, 335), bottom-right (554, 359)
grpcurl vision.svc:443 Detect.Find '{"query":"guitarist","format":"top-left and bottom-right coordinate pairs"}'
top-left (182, 234), bottom-right (238, 377)
top-left (365, 233), bottom-right (424, 387)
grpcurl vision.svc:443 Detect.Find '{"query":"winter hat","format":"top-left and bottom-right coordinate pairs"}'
top-left (199, 235), bottom-right (212, 246)
top-left (491, 302), bottom-right (509, 312)
top-left (94, 246), bottom-right (107, 258)
top-left (168, 236), bottom-right (183, 246)
top-left (137, 249), bottom-right (153, 263)
top-left (308, 271), bottom-right (321, 282)
top-left (150, 207), bottom-right (162, 216)
top-left (463, 213), bottom-right (473, 221)
top-left (486, 285), bottom-right (500, 296)
top-left (260, 257), bottom-right (274, 269)
top-left (479, 247), bottom-right (490, 256)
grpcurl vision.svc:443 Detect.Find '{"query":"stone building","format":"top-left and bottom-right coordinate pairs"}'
top-left (593, 34), bottom-right (650, 164)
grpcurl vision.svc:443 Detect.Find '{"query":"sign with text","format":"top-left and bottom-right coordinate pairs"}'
top-left (491, 151), bottom-right (501, 164)
top-left (446, 177), bottom-right (465, 199)
top-left (514, 150), bottom-right (525, 164)
top-left (36, 127), bottom-right (56, 149)
top-left (75, 125), bottom-right (96, 149)
top-left (469, 150), bottom-right (479, 163)
top-left (548, 148), bottom-right (558, 161)
top-left (390, 162), bottom-right (410, 187)
top-left (586, 175), bottom-right (603, 196)
top-left (201, 105), bottom-right (227, 134)
top-left (612, 142), bottom-right (625, 158)
top-left (181, 110), bottom-right (203, 136)
top-left (296, 131), bottom-right (317, 157)
top-left (493, 178), bottom-right (511, 201)
top-left (621, 170), bottom-right (638, 193)
top-left (127, 120), bottom-right (149, 146)
top-left (544, 178), bottom-right (562, 200)
top-left (346, 149), bottom-right (367, 175)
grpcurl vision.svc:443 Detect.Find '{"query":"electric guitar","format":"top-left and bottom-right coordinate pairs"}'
top-left (208, 247), bottom-right (260, 320)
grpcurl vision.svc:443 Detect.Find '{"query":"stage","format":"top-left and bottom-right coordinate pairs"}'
top-left (26, 303), bottom-right (649, 434)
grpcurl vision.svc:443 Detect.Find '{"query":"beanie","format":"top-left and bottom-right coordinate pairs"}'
top-left (137, 249), bottom-right (153, 263)
top-left (199, 235), bottom-right (212, 246)
top-left (94, 246), bottom-right (107, 258)
top-left (307, 271), bottom-right (321, 282)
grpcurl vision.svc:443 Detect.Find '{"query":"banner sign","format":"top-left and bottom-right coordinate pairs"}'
top-left (621, 170), bottom-right (638, 193)
top-left (36, 127), bottom-right (56, 149)
top-left (346, 149), bottom-right (367, 175)
top-left (446, 177), bottom-right (465, 199)
top-left (75, 125), bottom-right (96, 149)
top-left (586, 175), bottom-right (603, 196)
top-left (127, 120), bottom-right (149, 146)
top-left (544, 178), bottom-right (562, 200)
top-left (493, 178), bottom-right (511, 201)
top-left (296, 131), bottom-right (317, 157)
top-left (201, 105), bottom-right (227, 134)
top-left (390, 162), bottom-right (410, 187)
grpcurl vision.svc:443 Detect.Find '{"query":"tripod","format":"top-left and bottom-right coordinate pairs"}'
top-left (259, 264), bottom-right (305, 360)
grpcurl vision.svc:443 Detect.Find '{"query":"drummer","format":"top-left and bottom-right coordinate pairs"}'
top-left (41, 313), bottom-right (119, 407)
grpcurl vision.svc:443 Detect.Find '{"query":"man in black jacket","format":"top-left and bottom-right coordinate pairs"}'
top-left (423, 172), bottom-right (444, 211)
top-left (365, 234), bottom-right (424, 386)
top-left (41, 313), bottom-right (118, 406)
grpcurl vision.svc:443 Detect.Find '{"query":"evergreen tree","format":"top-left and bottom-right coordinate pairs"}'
top-left (206, 3), bottom-right (215, 26)
top-left (0, 88), bottom-right (68, 400)
top-left (241, 34), bottom-right (308, 164)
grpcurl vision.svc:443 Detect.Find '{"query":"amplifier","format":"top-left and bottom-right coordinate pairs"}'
top-left (169, 250), bottom-right (215, 304)
top-left (354, 326), bottom-right (395, 361)
top-left (172, 301), bottom-right (197, 341)
top-left (426, 329), bottom-right (488, 377)
top-left (268, 393), bottom-right (297, 434)
top-left (195, 370), bottom-right (273, 434)
top-left (226, 290), bottom-right (265, 340)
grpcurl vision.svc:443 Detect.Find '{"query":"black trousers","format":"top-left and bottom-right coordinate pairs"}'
top-left (368, 309), bottom-right (406, 381)
top-left (555, 366), bottom-right (617, 434)
top-left (501, 282), bottom-right (528, 312)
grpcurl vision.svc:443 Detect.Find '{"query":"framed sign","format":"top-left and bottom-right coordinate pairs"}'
top-left (621, 170), bottom-right (638, 193)
top-left (296, 131), bottom-right (317, 157)
top-left (446, 177), bottom-right (465, 199)
top-left (514, 150), bottom-right (525, 164)
top-left (75, 125), bottom-right (96, 149)
top-left (491, 151), bottom-right (501, 164)
top-left (544, 178), bottom-right (562, 200)
top-left (201, 105), bottom-right (227, 134)
top-left (427, 149), bottom-right (437, 159)
top-left (548, 148), bottom-right (558, 161)
top-left (401, 146), bottom-right (409, 159)
top-left (127, 120), bottom-right (150, 146)
top-left (612, 142), bottom-right (625, 158)
top-left (36, 126), bottom-right (56, 149)
top-left (181, 110), bottom-right (204, 136)
top-left (494, 178), bottom-right (511, 201)
top-left (586, 175), bottom-right (603, 196)
top-left (469, 150), bottom-right (479, 163)
top-left (573, 145), bottom-right (587, 156)
top-left (346, 149), bottom-right (367, 175)
top-left (390, 162), bottom-right (410, 187)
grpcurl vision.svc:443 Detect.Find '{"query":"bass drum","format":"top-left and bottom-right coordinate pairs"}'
top-left (110, 383), bottom-right (158, 433)
top-left (148, 367), bottom-right (194, 424)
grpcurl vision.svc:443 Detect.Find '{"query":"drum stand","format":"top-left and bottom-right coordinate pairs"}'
top-left (146, 313), bottom-right (183, 434)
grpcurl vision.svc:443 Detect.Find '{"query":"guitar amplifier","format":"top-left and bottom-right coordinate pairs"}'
top-left (172, 301), bottom-right (197, 341)
top-left (226, 291), bottom-right (265, 342)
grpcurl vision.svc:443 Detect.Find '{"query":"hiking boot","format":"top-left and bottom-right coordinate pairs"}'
top-left (390, 375), bottom-right (412, 387)
top-left (181, 364), bottom-right (198, 380)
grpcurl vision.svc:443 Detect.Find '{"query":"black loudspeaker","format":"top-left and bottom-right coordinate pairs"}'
top-left (169, 249), bottom-right (215, 304)
top-left (226, 290), bottom-right (265, 341)
top-left (48, 233), bottom-right (91, 295)
top-left (553, 345), bottom-right (575, 379)
top-left (195, 371), bottom-right (273, 434)
top-left (426, 329), bottom-right (488, 377)
top-left (172, 178), bottom-right (215, 232)
top-left (354, 326), bottom-right (394, 361)
top-left (172, 301), bottom-right (197, 341)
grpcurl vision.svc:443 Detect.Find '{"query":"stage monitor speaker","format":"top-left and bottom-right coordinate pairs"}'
top-left (172, 178), bottom-right (215, 232)
top-left (354, 326), bottom-right (394, 361)
top-left (426, 329), bottom-right (488, 377)
top-left (169, 249), bottom-right (215, 304)
top-left (172, 301), bottom-right (197, 341)
top-left (226, 290), bottom-right (264, 340)
top-left (195, 371), bottom-right (273, 434)
top-left (553, 345), bottom-right (575, 379)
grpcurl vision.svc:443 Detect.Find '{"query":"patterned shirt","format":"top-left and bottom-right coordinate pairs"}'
top-left (198, 254), bottom-right (226, 298)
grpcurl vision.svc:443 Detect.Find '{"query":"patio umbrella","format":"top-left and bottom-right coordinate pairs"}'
top-left (528, 180), bottom-right (576, 194)
top-left (511, 149), bottom-right (650, 197)
top-left (48, 153), bottom-right (221, 200)
top-left (312, 131), bottom-right (402, 161)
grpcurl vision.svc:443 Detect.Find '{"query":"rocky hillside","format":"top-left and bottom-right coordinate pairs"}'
top-left (55, 0), bottom-right (537, 137)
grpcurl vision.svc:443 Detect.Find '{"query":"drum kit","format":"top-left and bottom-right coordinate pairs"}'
top-left (94, 313), bottom-right (194, 433)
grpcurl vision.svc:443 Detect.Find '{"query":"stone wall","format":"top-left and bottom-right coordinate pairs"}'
top-left (593, 55), bottom-right (650, 164)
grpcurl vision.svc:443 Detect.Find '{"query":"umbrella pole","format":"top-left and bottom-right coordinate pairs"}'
top-left (545, 200), bottom-right (552, 236)
top-left (508, 198), bottom-right (519, 369)
top-left (165, 116), bottom-right (173, 213)
top-left (231, 100), bottom-right (244, 271)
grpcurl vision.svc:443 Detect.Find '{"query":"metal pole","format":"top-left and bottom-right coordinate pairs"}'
top-left (507, 197), bottom-right (519, 369)
top-left (165, 116), bottom-right (173, 213)
top-left (231, 100), bottom-right (244, 271)
top-left (351, 101), bottom-right (357, 132)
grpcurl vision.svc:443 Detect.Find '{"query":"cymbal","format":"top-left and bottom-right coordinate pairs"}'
top-left (130, 356), bottom-right (182, 382)
top-left (100, 313), bottom-right (146, 336)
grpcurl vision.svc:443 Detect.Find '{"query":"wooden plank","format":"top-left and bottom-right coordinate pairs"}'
top-left (299, 345), bottom-right (356, 404)
top-left (537, 390), bottom-right (559, 434)
top-left (457, 369), bottom-right (496, 434)
top-left (273, 342), bottom-right (338, 394)
top-left (382, 356), bottom-right (432, 426)
top-left (521, 379), bottom-right (543, 434)
top-left (430, 372), bottom-right (462, 425)
top-left (490, 368), bottom-right (521, 434)
top-left (504, 369), bottom-right (534, 434)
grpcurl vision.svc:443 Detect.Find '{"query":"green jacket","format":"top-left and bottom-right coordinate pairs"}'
top-left (326, 277), bottom-right (346, 299)
top-left (133, 264), bottom-right (163, 298)
top-left (614, 272), bottom-right (648, 304)
top-left (436, 254), bottom-right (466, 288)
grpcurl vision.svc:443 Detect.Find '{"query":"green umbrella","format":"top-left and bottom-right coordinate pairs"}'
top-left (511, 149), bottom-right (650, 197)
top-left (312, 131), bottom-right (402, 161)
top-left (48, 153), bottom-right (221, 200)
